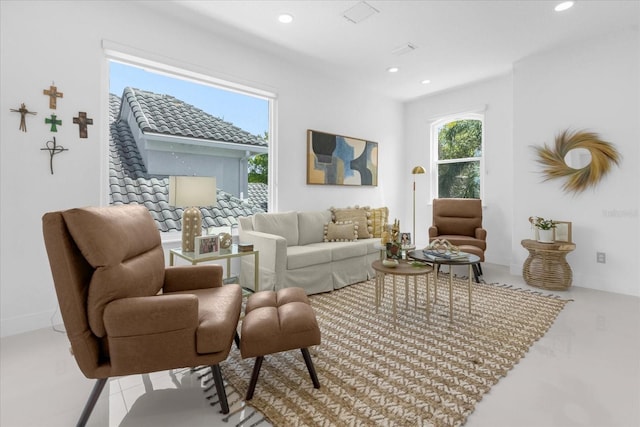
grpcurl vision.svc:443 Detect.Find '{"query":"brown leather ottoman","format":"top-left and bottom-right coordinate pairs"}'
top-left (240, 287), bottom-right (321, 400)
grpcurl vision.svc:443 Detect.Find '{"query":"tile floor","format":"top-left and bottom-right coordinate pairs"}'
top-left (1, 263), bottom-right (639, 427)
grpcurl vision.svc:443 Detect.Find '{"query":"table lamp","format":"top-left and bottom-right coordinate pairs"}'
top-left (411, 165), bottom-right (426, 245)
top-left (169, 176), bottom-right (217, 252)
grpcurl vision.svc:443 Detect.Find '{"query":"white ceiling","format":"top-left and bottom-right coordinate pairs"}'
top-left (153, 1), bottom-right (639, 101)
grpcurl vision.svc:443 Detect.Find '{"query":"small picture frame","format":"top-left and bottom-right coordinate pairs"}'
top-left (195, 234), bottom-right (219, 258)
top-left (553, 221), bottom-right (572, 243)
top-left (400, 232), bottom-right (412, 247)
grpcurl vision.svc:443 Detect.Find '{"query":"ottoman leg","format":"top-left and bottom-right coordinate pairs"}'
top-left (210, 364), bottom-right (229, 414)
top-left (301, 348), bottom-right (320, 389)
top-left (246, 356), bottom-right (264, 401)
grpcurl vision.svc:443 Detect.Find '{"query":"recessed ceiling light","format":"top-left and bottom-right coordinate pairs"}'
top-left (278, 13), bottom-right (294, 24)
top-left (387, 67), bottom-right (399, 73)
top-left (554, 1), bottom-right (574, 12)
top-left (421, 79), bottom-right (431, 85)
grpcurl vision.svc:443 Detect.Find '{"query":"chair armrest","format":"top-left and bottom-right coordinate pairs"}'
top-left (428, 226), bottom-right (439, 239)
top-left (163, 265), bottom-right (223, 293)
top-left (103, 294), bottom-right (199, 337)
top-left (475, 228), bottom-right (487, 240)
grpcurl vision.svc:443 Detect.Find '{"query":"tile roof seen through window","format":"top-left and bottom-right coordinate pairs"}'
top-left (109, 91), bottom-right (267, 232)
top-left (122, 87), bottom-right (267, 146)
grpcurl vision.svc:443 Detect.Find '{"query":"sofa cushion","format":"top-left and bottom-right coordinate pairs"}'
top-left (286, 245), bottom-right (332, 270)
top-left (328, 241), bottom-right (368, 261)
top-left (331, 206), bottom-right (372, 239)
top-left (253, 212), bottom-right (299, 247)
top-left (369, 206), bottom-right (389, 238)
top-left (298, 210), bottom-right (332, 245)
top-left (324, 221), bottom-right (358, 242)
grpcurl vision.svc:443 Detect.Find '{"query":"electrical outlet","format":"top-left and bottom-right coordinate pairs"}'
top-left (596, 252), bottom-right (606, 263)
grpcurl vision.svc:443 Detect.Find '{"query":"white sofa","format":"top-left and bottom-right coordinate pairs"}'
top-left (238, 210), bottom-right (381, 295)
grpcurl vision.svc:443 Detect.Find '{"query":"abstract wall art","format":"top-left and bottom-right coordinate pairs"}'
top-left (307, 129), bottom-right (378, 186)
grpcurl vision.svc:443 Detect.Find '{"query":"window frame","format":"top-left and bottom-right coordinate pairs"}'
top-left (429, 112), bottom-right (485, 200)
top-left (103, 47), bottom-right (277, 240)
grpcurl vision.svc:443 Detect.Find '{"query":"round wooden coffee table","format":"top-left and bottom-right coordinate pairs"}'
top-left (371, 259), bottom-right (433, 322)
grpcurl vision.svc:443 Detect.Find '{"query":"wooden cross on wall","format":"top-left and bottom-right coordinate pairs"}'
top-left (43, 85), bottom-right (64, 109)
top-left (73, 112), bottom-right (93, 138)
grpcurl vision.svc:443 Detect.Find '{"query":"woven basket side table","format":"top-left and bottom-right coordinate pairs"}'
top-left (521, 239), bottom-right (576, 291)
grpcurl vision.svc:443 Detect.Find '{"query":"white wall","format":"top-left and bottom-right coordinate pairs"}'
top-left (404, 27), bottom-right (639, 298)
top-left (0, 1), bottom-right (402, 337)
top-left (404, 74), bottom-right (515, 265)
top-left (512, 28), bottom-right (639, 297)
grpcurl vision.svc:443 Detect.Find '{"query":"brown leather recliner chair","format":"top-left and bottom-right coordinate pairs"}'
top-left (429, 198), bottom-right (487, 281)
top-left (42, 205), bottom-right (242, 426)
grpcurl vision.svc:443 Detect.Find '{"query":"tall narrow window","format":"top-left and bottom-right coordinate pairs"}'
top-left (431, 114), bottom-right (483, 199)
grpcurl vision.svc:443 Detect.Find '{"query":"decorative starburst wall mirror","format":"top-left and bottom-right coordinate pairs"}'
top-left (532, 130), bottom-right (621, 194)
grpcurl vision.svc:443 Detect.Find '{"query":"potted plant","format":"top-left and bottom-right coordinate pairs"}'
top-left (534, 217), bottom-right (556, 243)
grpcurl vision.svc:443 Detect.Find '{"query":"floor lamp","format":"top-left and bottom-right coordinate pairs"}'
top-left (411, 166), bottom-right (426, 245)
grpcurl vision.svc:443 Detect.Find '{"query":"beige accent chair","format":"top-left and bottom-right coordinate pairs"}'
top-left (429, 198), bottom-right (487, 281)
top-left (42, 205), bottom-right (242, 426)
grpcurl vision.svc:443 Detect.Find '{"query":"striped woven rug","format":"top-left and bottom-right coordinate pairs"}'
top-left (220, 276), bottom-right (570, 426)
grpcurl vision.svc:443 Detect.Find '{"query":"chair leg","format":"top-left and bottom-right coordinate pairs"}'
top-left (245, 356), bottom-right (264, 401)
top-left (234, 331), bottom-right (240, 349)
top-left (76, 378), bottom-right (108, 427)
top-left (301, 348), bottom-right (320, 389)
top-left (472, 264), bottom-right (481, 283)
top-left (210, 364), bottom-right (230, 414)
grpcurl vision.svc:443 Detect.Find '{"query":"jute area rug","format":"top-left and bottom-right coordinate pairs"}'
top-left (223, 275), bottom-right (570, 427)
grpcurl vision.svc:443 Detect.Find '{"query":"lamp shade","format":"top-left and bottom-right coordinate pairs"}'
top-left (411, 165), bottom-right (426, 175)
top-left (169, 176), bottom-right (217, 207)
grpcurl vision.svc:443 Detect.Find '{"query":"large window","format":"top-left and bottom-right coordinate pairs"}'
top-left (431, 114), bottom-right (483, 199)
top-left (107, 56), bottom-right (273, 232)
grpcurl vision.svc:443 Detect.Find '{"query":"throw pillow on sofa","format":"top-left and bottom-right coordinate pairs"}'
top-left (330, 206), bottom-right (372, 239)
top-left (324, 221), bottom-right (358, 242)
top-left (369, 206), bottom-right (389, 238)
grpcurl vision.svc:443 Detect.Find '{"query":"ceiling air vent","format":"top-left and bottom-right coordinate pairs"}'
top-left (392, 43), bottom-right (418, 56)
top-left (343, 1), bottom-right (379, 24)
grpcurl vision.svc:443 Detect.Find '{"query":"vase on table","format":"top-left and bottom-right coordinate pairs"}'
top-left (537, 229), bottom-right (554, 243)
